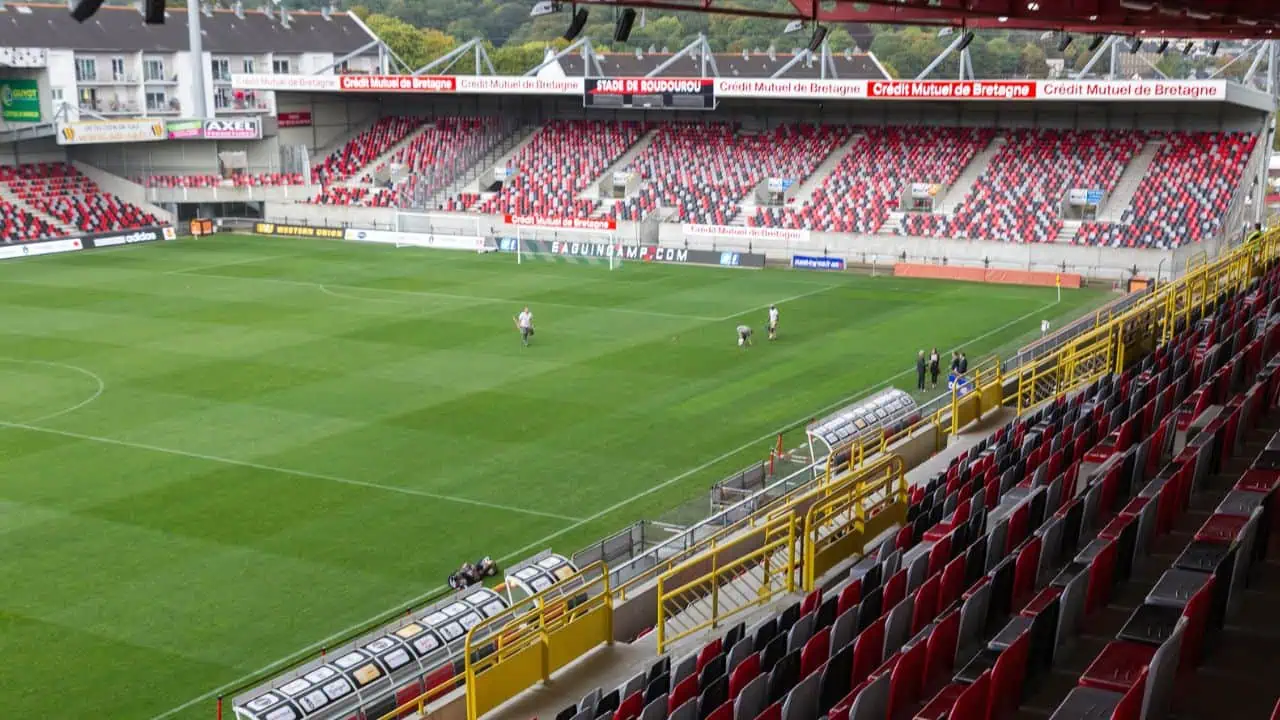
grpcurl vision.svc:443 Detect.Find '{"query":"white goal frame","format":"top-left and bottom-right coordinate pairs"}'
top-left (512, 224), bottom-right (624, 270)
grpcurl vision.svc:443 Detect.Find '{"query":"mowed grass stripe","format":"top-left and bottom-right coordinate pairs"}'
top-left (0, 235), bottom-right (1114, 719)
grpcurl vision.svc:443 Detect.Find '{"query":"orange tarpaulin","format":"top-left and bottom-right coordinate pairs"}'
top-left (893, 263), bottom-right (1082, 289)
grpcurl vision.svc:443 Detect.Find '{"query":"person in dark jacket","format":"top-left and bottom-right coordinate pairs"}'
top-left (916, 350), bottom-right (927, 391)
top-left (929, 348), bottom-right (941, 389)
top-left (959, 352), bottom-right (969, 375)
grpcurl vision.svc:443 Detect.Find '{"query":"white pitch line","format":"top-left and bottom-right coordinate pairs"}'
top-left (0, 359), bottom-right (106, 423)
top-left (163, 254), bottom-right (293, 277)
top-left (0, 421), bottom-right (581, 522)
top-left (145, 294), bottom-right (1061, 720)
top-left (175, 270), bottom-right (724, 322)
top-left (719, 284), bottom-right (842, 322)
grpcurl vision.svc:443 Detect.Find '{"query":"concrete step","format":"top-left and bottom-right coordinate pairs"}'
top-left (790, 132), bottom-right (864, 205)
top-left (346, 123), bottom-right (439, 187)
top-left (1054, 219), bottom-right (1082, 243)
top-left (0, 185), bottom-right (75, 236)
top-left (455, 125), bottom-right (543, 198)
top-left (1098, 139), bottom-right (1162, 222)
top-left (580, 127), bottom-right (660, 201)
top-left (937, 135), bottom-right (1005, 214)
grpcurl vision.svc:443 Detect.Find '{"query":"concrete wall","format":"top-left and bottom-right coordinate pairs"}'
top-left (72, 160), bottom-right (172, 222)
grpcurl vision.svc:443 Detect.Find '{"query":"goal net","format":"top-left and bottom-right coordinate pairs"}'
top-left (510, 225), bottom-right (624, 270)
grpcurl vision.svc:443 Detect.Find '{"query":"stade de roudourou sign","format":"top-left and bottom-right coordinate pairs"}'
top-left (232, 74), bottom-right (1234, 104)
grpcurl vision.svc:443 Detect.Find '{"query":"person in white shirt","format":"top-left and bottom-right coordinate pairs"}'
top-left (767, 305), bottom-right (779, 340)
top-left (1041, 318), bottom-right (1050, 338)
top-left (514, 306), bottom-right (534, 346)
top-left (737, 324), bottom-right (753, 348)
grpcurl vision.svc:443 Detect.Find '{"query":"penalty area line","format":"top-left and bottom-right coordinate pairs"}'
top-left (145, 295), bottom-right (1058, 720)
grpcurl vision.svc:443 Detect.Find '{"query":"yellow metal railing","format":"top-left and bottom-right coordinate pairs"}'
top-left (803, 454), bottom-right (907, 591)
top-left (823, 407), bottom-right (948, 482)
top-left (463, 563), bottom-right (612, 720)
top-left (654, 514), bottom-right (798, 654)
top-left (376, 673), bottom-right (466, 720)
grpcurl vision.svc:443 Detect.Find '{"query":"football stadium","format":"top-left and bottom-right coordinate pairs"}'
top-left (1, 0), bottom-right (1280, 719)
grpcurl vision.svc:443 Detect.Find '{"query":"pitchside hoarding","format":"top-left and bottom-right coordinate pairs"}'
top-left (792, 255), bottom-right (846, 271)
top-left (497, 238), bottom-right (765, 268)
top-left (0, 225), bottom-right (175, 261)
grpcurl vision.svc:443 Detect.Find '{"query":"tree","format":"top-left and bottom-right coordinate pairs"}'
top-left (364, 13), bottom-right (457, 71)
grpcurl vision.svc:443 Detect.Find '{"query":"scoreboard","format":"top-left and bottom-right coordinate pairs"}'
top-left (583, 77), bottom-right (717, 110)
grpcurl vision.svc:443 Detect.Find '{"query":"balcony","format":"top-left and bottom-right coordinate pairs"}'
top-left (145, 99), bottom-right (183, 116)
top-left (82, 102), bottom-right (140, 116)
top-left (77, 73), bottom-right (139, 86)
top-left (143, 74), bottom-right (179, 86)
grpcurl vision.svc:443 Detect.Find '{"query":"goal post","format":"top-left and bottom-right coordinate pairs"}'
top-left (512, 224), bottom-right (624, 270)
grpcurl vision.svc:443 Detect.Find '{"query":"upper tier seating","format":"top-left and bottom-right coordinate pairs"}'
top-left (310, 116), bottom-right (427, 185)
top-left (1075, 132), bottom-right (1258, 250)
top-left (470, 120), bottom-right (647, 219)
top-left (2, 163), bottom-right (158, 234)
top-left (901, 130), bottom-right (1144, 244)
top-left (365, 116), bottom-right (502, 203)
top-left (609, 123), bottom-right (851, 225)
top-left (140, 173), bottom-right (306, 188)
top-left (751, 127), bottom-right (993, 234)
top-left (307, 186), bottom-right (396, 208)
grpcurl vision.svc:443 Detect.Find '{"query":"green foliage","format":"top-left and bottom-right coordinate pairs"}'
top-left (363, 13), bottom-right (457, 70)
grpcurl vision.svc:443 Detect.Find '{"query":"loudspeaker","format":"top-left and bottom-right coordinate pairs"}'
top-left (70, 0), bottom-right (106, 22)
top-left (144, 0), bottom-right (164, 24)
top-left (563, 8), bottom-right (588, 41)
top-left (614, 8), bottom-right (636, 43)
top-left (957, 31), bottom-right (975, 51)
top-left (1057, 34), bottom-right (1073, 52)
top-left (807, 25), bottom-right (827, 53)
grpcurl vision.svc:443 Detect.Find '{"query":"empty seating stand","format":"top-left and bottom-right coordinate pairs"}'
top-left (902, 129), bottom-right (1144, 244)
top-left (1076, 132), bottom-right (1258, 250)
top-left (609, 122), bottom-right (850, 225)
top-left (1, 162), bottom-right (158, 236)
top-left (141, 172), bottom-right (307, 188)
top-left (474, 119), bottom-right (646, 220)
top-left (550, 262), bottom-right (1280, 720)
top-left (310, 116), bottom-right (428, 185)
top-left (752, 127), bottom-right (993, 234)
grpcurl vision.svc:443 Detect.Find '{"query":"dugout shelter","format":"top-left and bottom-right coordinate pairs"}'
top-left (805, 388), bottom-right (921, 469)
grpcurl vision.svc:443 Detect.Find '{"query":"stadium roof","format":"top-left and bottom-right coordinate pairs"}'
top-left (574, 0), bottom-right (1280, 39)
top-left (559, 51), bottom-right (889, 79)
top-left (0, 3), bottom-right (378, 54)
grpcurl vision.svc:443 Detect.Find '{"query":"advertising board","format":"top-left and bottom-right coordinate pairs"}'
top-left (343, 228), bottom-right (484, 251)
top-left (254, 222), bottom-right (344, 239)
top-left (56, 118), bottom-right (166, 145)
top-left (792, 255), bottom-right (846, 271)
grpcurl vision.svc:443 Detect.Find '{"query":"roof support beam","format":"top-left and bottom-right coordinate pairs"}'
top-left (523, 36), bottom-right (604, 77)
top-left (1072, 35), bottom-right (1117, 80)
top-left (646, 34), bottom-right (717, 77)
top-left (915, 30), bottom-right (967, 80)
top-left (312, 38), bottom-right (382, 76)
top-left (413, 38), bottom-right (494, 76)
top-left (1243, 40), bottom-right (1269, 85)
top-left (1210, 40), bottom-right (1264, 78)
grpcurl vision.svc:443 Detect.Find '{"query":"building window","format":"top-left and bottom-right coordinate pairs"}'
top-left (211, 57), bottom-right (231, 81)
top-left (75, 57), bottom-right (96, 83)
top-left (51, 87), bottom-right (64, 104)
top-left (243, 58), bottom-right (255, 74)
top-left (144, 58), bottom-right (165, 82)
top-left (78, 87), bottom-right (97, 109)
top-left (272, 58), bottom-right (290, 74)
top-left (214, 86), bottom-right (233, 110)
top-left (145, 91), bottom-right (167, 112)
top-left (111, 57), bottom-right (125, 82)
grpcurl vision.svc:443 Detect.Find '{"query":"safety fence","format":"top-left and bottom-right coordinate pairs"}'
top-left (802, 455), bottom-right (907, 591)
top-left (462, 563), bottom-right (613, 720)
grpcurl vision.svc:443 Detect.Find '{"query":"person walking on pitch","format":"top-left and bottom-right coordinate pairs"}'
top-left (737, 324), bottom-right (753, 348)
top-left (514, 306), bottom-right (534, 347)
top-left (767, 305), bottom-right (779, 340)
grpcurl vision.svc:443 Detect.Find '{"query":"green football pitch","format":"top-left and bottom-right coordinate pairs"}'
top-left (0, 234), bottom-right (1111, 719)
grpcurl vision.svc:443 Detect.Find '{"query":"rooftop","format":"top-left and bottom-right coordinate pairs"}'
top-left (0, 2), bottom-right (377, 54)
